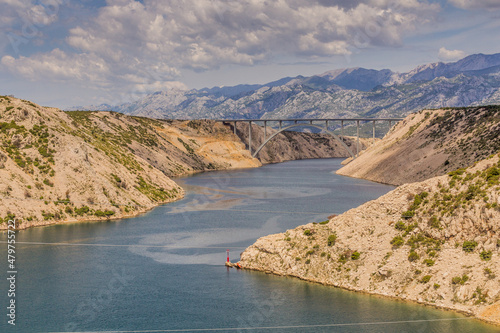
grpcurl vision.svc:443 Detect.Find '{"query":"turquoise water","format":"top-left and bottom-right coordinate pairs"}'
top-left (1, 159), bottom-right (498, 332)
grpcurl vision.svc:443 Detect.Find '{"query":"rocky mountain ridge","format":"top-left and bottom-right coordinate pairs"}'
top-left (68, 53), bottom-right (500, 120)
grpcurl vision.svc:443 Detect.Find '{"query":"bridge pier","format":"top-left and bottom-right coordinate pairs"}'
top-left (218, 117), bottom-right (404, 160)
top-left (248, 121), bottom-right (252, 155)
top-left (356, 120), bottom-right (360, 157)
top-left (373, 120), bottom-right (376, 145)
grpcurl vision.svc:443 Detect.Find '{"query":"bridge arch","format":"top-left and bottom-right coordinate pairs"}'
top-left (252, 123), bottom-right (356, 159)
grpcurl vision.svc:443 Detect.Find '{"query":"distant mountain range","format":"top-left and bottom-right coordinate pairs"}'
top-left (68, 53), bottom-right (500, 119)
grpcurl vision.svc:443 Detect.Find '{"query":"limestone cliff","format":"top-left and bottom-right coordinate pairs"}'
top-left (239, 153), bottom-right (500, 326)
top-left (337, 106), bottom-right (500, 185)
top-left (0, 96), bottom-right (260, 230)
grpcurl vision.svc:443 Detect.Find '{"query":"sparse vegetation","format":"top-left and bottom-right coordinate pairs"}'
top-left (462, 241), bottom-right (478, 253)
top-left (479, 251), bottom-right (492, 261)
top-left (451, 274), bottom-right (469, 285)
top-left (408, 251), bottom-right (419, 262)
top-left (420, 275), bottom-right (432, 283)
top-left (327, 233), bottom-right (337, 246)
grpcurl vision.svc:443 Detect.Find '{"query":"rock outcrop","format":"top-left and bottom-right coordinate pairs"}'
top-left (239, 153), bottom-right (500, 326)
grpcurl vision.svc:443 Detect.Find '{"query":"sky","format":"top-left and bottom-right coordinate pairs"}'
top-left (1, 0), bottom-right (500, 109)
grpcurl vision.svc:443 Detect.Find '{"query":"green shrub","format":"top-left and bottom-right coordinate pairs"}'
top-left (448, 168), bottom-right (466, 177)
top-left (423, 259), bottom-right (435, 266)
top-left (43, 179), bottom-right (54, 187)
top-left (408, 251), bottom-right (419, 262)
top-left (390, 236), bottom-right (404, 248)
top-left (320, 252), bottom-right (327, 257)
top-left (94, 210), bottom-right (115, 217)
top-left (305, 259), bottom-right (311, 264)
top-left (351, 251), bottom-right (360, 260)
top-left (451, 274), bottom-right (469, 285)
top-left (338, 253), bottom-right (348, 264)
top-left (462, 241), bottom-right (478, 253)
top-left (420, 275), bottom-right (431, 283)
top-left (303, 229), bottom-right (312, 236)
top-left (319, 220), bottom-right (329, 225)
top-left (401, 210), bottom-right (415, 219)
top-left (74, 206), bottom-right (90, 216)
top-left (305, 250), bottom-right (315, 256)
top-left (395, 221), bottom-right (406, 231)
top-left (327, 234), bottom-right (337, 246)
top-left (433, 283), bottom-right (440, 289)
top-left (480, 251), bottom-right (492, 261)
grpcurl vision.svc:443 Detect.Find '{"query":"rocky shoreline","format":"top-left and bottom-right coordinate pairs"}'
top-left (238, 153), bottom-right (500, 327)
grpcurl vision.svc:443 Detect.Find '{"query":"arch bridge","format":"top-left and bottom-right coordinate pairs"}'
top-left (217, 118), bottom-right (404, 159)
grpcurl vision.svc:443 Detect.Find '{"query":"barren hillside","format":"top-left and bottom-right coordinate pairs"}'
top-left (0, 96), bottom-right (260, 230)
top-left (337, 106), bottom-right (500, 185)
top-left (239, 153), bottom-right (500, 326)
top-left (0, 96), bottom-right (361, 230)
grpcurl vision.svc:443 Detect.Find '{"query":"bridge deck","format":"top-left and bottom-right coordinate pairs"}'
top-left (215, 117), bottom-right (404, 158)
top-left (217, 118), bottom-right (405, 122)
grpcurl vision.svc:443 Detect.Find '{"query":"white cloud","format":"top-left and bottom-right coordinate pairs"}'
top-left (1, 0), bottom-right (440, 97)
top-left (448, 0), bottom-right (500, 9)
top-left (1, 49), bottom-right (110, 82)
top-left (438, 47), bottom-right (466, 61)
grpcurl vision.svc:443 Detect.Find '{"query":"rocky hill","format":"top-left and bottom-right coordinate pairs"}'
top-left (69, 53), bottom-right (500, 120)
top-left (0, 97), bottom-right (360, 230)
top-left (337, 106), bottom-right (500, 185)
top-left (238, 153), bottom-right (500, 326)
top-left (0, 96), bottom-right (262, 230)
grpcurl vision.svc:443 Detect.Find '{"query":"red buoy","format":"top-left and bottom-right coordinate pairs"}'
top-left (226, 249), bottom-right (230, 263)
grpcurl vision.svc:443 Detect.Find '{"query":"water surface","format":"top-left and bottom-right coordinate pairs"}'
top-left (0, 159), bottom-right (498, 332)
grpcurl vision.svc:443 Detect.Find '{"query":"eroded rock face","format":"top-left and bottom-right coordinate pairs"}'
top-left (337, 106), bottom-right (500, 185)
top-left (240, 154), bottom-right (500, 326)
